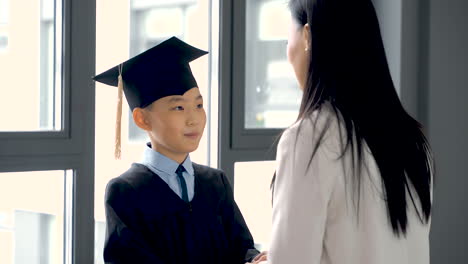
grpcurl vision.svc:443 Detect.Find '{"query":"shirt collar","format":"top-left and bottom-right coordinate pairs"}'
top-left (142, 143), bottom-right (194, 176)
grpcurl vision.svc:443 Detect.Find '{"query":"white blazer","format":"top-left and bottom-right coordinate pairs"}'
top-left (268, 105), bottom-right (431, 264)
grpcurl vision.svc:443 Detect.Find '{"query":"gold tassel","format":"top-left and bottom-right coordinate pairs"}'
top-left (115, 65), bottom-right (123, 159)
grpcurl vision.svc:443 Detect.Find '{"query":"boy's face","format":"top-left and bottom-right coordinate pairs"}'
top-left (142, 87), bottom-right (206, 161)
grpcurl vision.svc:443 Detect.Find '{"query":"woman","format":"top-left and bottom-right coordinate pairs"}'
top-left (268, 0), bottom-right (434, 263)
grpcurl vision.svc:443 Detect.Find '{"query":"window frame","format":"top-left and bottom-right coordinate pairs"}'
top-left (0, 0), bottom-right (96, 263)
top-left (231, 0), bottom-right (284, 151)
top-left (219, 0), bottom-right (423, 184)
top-left (218, 0), bottom-right (281, 184)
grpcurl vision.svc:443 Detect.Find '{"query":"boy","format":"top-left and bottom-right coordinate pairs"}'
top-left (94, 37), bottom-right (264, 264)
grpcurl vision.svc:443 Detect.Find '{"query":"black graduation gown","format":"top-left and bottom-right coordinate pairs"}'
top-left (103, 163), bottom-right (260, 264)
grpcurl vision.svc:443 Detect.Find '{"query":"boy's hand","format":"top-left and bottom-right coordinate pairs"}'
top-left (247, 251), bottom-right (268, 263)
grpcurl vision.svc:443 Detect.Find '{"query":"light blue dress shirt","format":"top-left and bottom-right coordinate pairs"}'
top-left (138, 144), bottom-right (195, 202)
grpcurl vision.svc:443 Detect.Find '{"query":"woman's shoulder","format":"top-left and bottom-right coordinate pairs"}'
top-left (280, 103), bottom-right (344, 148)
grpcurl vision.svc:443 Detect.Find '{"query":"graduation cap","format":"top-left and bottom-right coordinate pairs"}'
top-left (93, 36), bottom-right (208, 159)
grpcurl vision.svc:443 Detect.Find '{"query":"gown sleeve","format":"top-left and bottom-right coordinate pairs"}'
top-left (268, 118), bottom-right (338, 264)
top-left (219, 173), bottom-right (261, 263)
top-left (103, 177), bottom-right (166, 264)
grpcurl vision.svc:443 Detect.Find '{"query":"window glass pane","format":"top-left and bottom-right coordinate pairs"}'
top-left (0, 30), bottom-right (8, 52)
top-left (95, 0), bottom-right (211, 263)
top-left (0, 0), bottom-right (62, 131)
top-left (0, 0), bottom-right (9, 25)
top-left (0, 170), bottom-right (71, 264)
top-left (234, 161), bottom-right (276, 251)
top-left (245, 0), bottom-right (301, 129)
top-left (144, 8), bottom-right (184, 38)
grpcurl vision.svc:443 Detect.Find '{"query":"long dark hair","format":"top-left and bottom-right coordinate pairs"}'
top-left (275, 0), bottom-right (434, 236)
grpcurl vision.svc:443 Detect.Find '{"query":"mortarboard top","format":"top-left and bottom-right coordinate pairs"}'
top-left (93, 36), bottom-right (208, 159)
top-left (93, 36), bottom-right (208, 110)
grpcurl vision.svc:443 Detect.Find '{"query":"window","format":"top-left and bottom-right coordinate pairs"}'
top-left (0, 0), bottom-right (9, 25)
top-left (40, 0), bottom-right (59, 130)
top-left (227, 0), bottom-right (299, 151)
top-left (245, 0), bottom-right (300, 129)
top-left (0, 32), bottom-right (7, 51)
top-left (0, 0), bottom-right (8, 52)
top-left (0, 0), bottom-right (62, 131)
top-left (0, 170), bottom-right (73, 264)
top-left (0, 0), bottom-right (96, 262)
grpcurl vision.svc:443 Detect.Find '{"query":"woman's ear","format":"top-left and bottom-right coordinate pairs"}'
top-left (132, 108), bottom-right (152, 131)
top-left (302, 23), bottom-right (311, 51)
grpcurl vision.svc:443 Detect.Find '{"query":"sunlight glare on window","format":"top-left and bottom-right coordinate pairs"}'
top-left (145, 8), bottom-right (184, 39)
top-left (259, 0), bottom-right (290, 41)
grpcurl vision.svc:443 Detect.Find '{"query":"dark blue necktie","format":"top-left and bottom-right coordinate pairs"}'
top-left (176, 165), bottom-right (189, 203)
